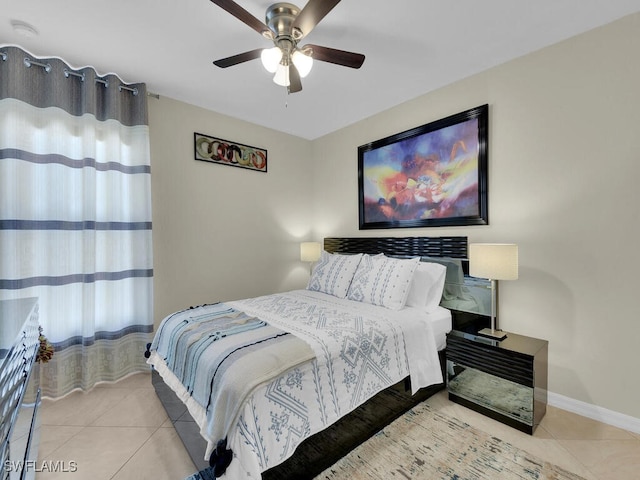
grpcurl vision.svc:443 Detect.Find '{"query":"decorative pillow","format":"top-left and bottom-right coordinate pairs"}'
top-left (307, 251), bottom-right (363, 298)
top-left (405, 261), bottom-right (447, 313)
top-left (347, 255), bottom-right (420, 310)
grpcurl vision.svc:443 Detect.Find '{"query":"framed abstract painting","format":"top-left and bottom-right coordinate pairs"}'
top-left (358, 104), bottom-right (488, 229)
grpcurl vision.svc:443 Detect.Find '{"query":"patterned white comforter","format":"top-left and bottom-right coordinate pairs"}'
top-left (148, 289), bottom-right (443, 479)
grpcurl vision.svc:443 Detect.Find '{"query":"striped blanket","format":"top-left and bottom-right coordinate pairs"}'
top-left (148, 290), bottom-right (442, 480)
top-left (148, 302), bottom-right (314, 448)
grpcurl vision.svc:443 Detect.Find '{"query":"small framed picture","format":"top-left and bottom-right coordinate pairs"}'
top-left (194, 132), bottom-right (267, 173)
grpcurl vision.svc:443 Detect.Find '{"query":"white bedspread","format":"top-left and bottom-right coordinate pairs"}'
top-left (149, 290), bottom-right (444, 479)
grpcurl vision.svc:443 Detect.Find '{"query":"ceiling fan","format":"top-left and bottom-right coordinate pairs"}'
top-left (210, 0), bottom-right (365, 93)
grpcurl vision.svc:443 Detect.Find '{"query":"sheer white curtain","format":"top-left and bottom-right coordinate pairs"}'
top-left (0, 46), bottom-right (153, 398)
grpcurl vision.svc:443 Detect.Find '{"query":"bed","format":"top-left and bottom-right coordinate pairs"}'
top-left (147, 236), bottom-right (470, 479)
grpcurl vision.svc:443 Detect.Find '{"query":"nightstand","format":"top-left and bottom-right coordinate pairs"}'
top-left (446, 329), bottom-right (548, 434)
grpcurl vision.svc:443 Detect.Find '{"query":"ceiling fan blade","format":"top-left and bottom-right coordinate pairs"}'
top-left (288, 64), bottom-right (303, 93)
top-left (209, 0), bottom-right (270, 37)
top-left (304, 44), bottom-right (365, 69)
top-left (213, 49), bottom-right (263, 68)
top-left (292, 0), bottom-right (341, 39)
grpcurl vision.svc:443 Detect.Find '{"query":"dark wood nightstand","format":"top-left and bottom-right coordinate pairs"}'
top-left (446, 329), bottom-right (548, 434)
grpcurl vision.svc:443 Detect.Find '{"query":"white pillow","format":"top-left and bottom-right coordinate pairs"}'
top-left (307, 251), bottom-right (363, 298)
top-left (347, 254), bottom-right (420, 310)
top-left (422, 256), bottom-right (465, 300)
top-left (405, 261), bottom-right (447, 313)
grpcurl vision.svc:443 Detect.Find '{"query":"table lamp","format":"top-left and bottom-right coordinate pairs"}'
top-left (469, 243), bottom-right (519, 340)
top-left (300, 242), bottom-right (321, 274)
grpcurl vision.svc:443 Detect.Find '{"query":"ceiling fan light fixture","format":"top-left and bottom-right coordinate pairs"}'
top-left (210, 0), bottom-right (366, 93)
top-left (273, 63), bottom-right (290, 87)
top-left (261, 46), bottom-right (282, 73)
top-left (291, 50), bottom-right (313, 78)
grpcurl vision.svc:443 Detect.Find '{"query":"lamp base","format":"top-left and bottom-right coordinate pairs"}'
top-left (477, 328), bottom-right (507, 341)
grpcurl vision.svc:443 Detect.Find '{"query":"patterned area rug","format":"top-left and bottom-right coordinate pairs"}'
top-left (185, 402), bottom-right (586, 480)
top-left (319, 403), bottom-right (585, 480)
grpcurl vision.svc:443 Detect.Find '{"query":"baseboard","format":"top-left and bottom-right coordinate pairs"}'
top-left (548, 391), bottom-right (640, 435)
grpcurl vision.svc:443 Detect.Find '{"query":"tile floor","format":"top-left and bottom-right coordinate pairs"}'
top-left (36, 370), bottom-right (640, 480)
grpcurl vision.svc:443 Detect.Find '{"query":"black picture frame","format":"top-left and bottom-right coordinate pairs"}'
top-left (358, 104), bottom-right (488, 229)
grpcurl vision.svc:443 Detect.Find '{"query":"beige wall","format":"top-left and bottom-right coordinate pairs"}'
top-left (149, 97), bottom-right (314, 322)
top-left (310, 13), bottom-right (640, 418)
top-left (149, 13), bottom-right (640, 420)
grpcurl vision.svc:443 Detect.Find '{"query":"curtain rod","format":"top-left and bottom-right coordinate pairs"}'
top-left (0, 51), bottom-right (160, 99)
top-left (24, 57), bottom-right (52, 73)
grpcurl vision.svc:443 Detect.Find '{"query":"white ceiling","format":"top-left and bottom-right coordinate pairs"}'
top-left (2, 1), bottom-right (639, 140)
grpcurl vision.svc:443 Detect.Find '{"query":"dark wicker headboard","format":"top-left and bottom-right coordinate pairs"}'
top-left (323, 236), bottom-right (467, 259)
top-left (322, 236), bottom-right (489, 333)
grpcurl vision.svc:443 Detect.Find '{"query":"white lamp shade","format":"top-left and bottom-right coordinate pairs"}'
top-left (469, 243), bottom-right (518, 280)
top-left (273, 63), bottom-right (290, 86)
top-left (300, 242), bottom-right (321, 262)
top-left (291, 50), bottom-right (313, 77)
top-left (261, 47), bottom-right (282, 73)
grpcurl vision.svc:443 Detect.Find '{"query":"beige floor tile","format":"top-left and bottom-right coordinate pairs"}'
top-left (40, 387), bottom-right (134, 427)
top-left (38, 424), bottom-right (84, 460)
top-left (35, 373), bottom-right (640, 480)
top-left (559, 439), bottom-right (640, 480)
top-left (509, 437), bottom-right (596, 480)
top-left (160, 417), bottom-right (175, 428)
top-left (37, 426), bottom-right (156, 480)
top-left (91, 387), bottom-right (169, 427)
top-left (542, 406), bottom-right (636, 440)
top-left (528, 423), bottom-right (555, 439)
top-left (94, 370), bottom-right (154, 390)
top-left (111, 426), bottom-right (197, 480)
